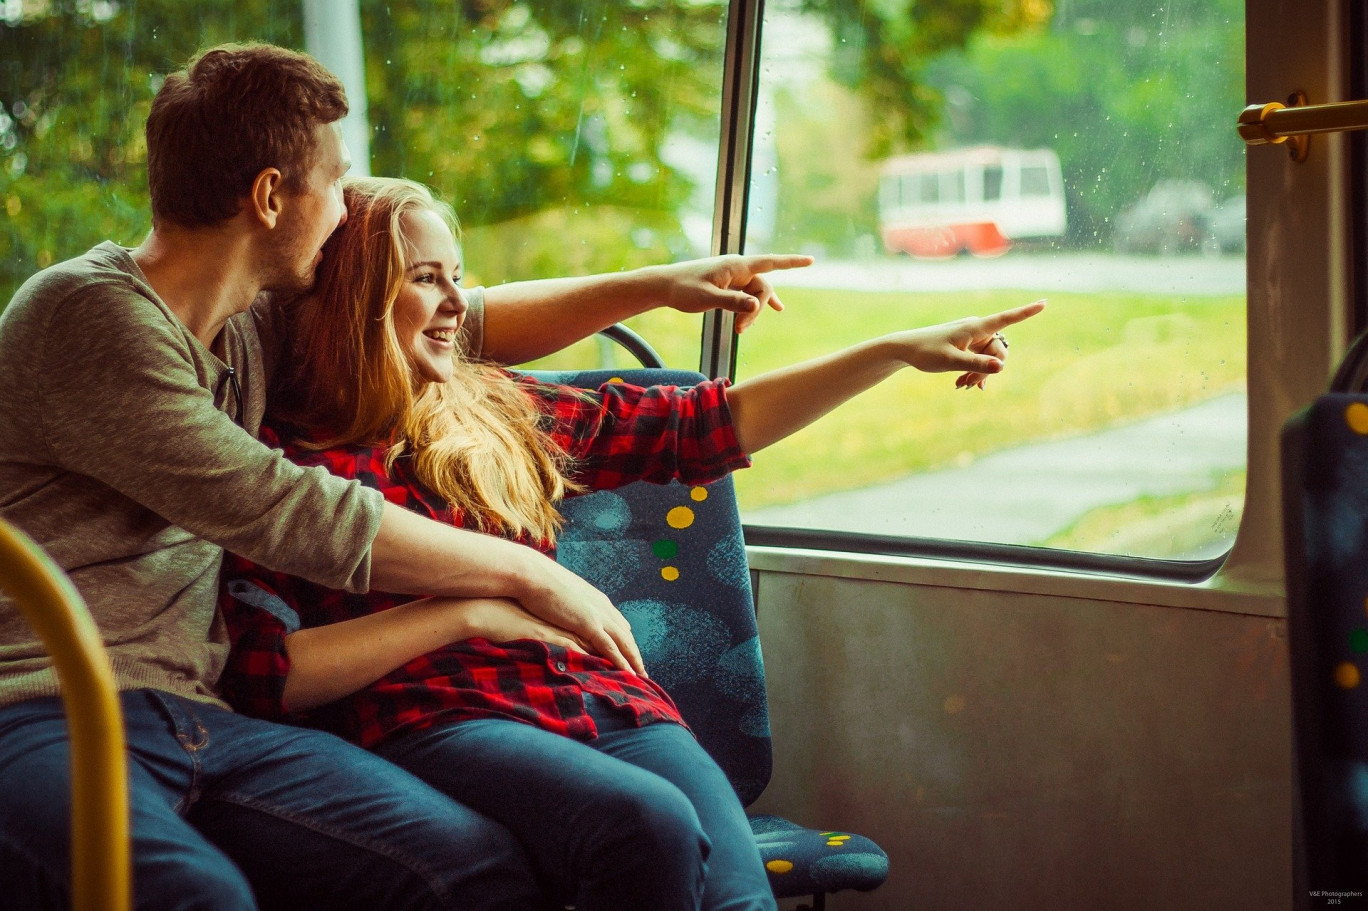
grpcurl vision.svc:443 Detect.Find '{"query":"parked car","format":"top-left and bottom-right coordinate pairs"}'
top-left (1113, 180), bottom-right (1216, 255)
top-left (1204, 193), bottom-right (1247, 254)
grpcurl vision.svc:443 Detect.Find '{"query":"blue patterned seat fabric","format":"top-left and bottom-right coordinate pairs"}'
top-left (528, 367), bottom-right (889, 902)
top-left (1283, 393), bottom-right (1368, 893)
top-left (749, 815), bottom-right (889, 896)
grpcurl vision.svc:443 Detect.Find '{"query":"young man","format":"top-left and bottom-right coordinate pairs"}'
top-left (0, 42), bottom-right (805, 910)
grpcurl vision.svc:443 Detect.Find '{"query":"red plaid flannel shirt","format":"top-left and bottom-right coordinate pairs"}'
top-left (219, 373), bottom-right (749, 748)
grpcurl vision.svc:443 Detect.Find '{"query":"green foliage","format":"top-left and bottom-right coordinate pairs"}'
top-left (2, 0), bottom-right (1041, 304)
top-left (769, 79), bottom-right (882, 257)
top-left (0, 0), bottom-right (303, 297)
top-left (795, 0), bottom-right (1053, 155)
top-left (461, 205), bottom-right (684, 287)
top-left (0, 0), bottom-right (730, 302)
top-left (922, 0), bottom-right (1245, 245)
top-left (1, 0), bottom-right (1243, 304)
top-left (362, 0), bottom-right (726, 232)
top-left (762, 0), bottom-right (1245, 254)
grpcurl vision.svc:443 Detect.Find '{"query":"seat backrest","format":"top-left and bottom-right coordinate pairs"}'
top-left (1282, 394), bottom-right (1368, 899)
top-left (527, 367), bottom-right (772, 806)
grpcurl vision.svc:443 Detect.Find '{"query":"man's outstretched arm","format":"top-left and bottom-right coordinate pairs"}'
top-left (367, 502), bottom-right (643, 676)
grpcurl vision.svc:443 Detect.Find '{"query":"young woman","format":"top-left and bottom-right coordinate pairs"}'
top-left (219, 176), bottom-right (1043, 911)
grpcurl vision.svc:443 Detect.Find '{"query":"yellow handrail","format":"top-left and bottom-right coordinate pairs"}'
top-left (0, 518), bottom-right (130, 911)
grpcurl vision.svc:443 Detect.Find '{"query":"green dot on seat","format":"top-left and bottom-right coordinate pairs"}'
top-left (652, 539), bottom-right (678, 559)
top-left (1351, 628), bottom-right (1368, 654)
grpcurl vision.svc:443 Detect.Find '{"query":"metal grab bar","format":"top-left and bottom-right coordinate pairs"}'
top-left (1237, 92), bottom-right (1368, 161)
top-left (0, 518), bottom-right (130, 911)
top-left (597, 322), bottom-right (666, 368)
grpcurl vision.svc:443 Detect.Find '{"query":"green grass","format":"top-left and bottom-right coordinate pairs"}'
top-left (526, 287), bottom-right (1247, 512)
top-left (1041, 469), bottom-right (1247, 556)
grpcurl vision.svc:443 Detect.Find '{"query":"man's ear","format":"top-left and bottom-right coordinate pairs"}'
top-left (248, 168), bottom-right (285, 229)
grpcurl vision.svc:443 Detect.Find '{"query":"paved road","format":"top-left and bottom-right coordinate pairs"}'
top-left (769, 252), bottom-right (1245, 296)
top-left (743, 392), bottom-right (1247, 553)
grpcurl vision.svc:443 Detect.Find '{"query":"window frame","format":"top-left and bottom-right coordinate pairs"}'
top-left (707, 0), bottom-right (1325, 586)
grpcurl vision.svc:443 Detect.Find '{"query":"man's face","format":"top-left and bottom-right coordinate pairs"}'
top-left (265, 121), bottom-right (350, 295)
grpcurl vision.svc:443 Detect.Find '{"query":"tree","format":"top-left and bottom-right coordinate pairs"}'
top-left (359, 0), bottom-right (730, 281)
top-left (922, 0), bottom-right (1245, 245)
top-left (0, 0), bottom-right (730, 296)
top-left (0, 0), bottom-right (303, 301)
top-left (795, 0), bottom-right (1054, 155)
top-left (1, 0), bottom-right (1049, 302)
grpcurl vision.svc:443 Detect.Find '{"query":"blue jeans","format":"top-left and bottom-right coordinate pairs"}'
top-left (0, 690), bottom-right (549, 911)
top-left (375, 699), bottom-right (776, 911)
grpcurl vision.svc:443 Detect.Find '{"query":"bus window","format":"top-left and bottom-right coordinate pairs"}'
top-left (983, 164), bottom-right (1004, 202)
top-left (1019, 164), bottom-right (1052, 198)
top-left (918, 172), bottom-right (941, 204)
top-left (740, 0), bottom-right (1246, 566)
top-left (0, 1), bottom-right (728, 374)
top-left (945, 168), bottom-right (965, 204)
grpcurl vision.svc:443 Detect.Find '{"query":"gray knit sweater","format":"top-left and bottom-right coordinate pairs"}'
top-left (0, 242), bottom-right (485, 709)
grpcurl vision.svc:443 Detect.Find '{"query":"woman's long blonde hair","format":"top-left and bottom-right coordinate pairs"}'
top-left (273, 176), bottom-right (573, 542)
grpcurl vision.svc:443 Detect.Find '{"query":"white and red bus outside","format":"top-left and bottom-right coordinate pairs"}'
top-left (877, 145), bottom-right (1067, 257)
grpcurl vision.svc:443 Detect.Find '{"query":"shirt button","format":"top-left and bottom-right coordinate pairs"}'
top-left (555, 661), bottom-right (567, 672)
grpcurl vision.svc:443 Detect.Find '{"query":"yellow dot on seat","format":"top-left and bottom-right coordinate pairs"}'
top-left (690, 486), bottom-right (708, 502)
top-left (826, 839), bottom-right (845, 846)
top-left (1347, 402), bottom-right (1368, 435)
top-left (1336, 661), bottom-right (1361, 689)
top-left (666, 506), bottom-right (695, 529)
top-left (608, 376), bottom-right (624, 384)
top-left (765, 860), bottom-right (793, 874)
top-left (661, 566), bottom-right (680, 582)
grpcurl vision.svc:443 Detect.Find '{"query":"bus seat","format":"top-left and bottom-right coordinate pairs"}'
top-left (0, 517), bottom-right (130, 911)
top-left (530, 367), bottom-right (890, 909)
top-left (1281, 324), bottom-right (1368, 907)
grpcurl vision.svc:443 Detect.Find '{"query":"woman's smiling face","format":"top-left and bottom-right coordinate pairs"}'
top-left (393, 207), bottom-right (468, 384)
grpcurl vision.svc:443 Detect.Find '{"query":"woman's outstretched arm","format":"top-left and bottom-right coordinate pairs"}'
top-left (480, 253), bottom-right (813, 364)
top-left (279, 596), bottom-right (586, 712)
top-left (726, 300), bottom-right (1046, 455)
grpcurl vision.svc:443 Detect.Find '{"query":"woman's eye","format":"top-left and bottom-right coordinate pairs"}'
top-left (415, 273), bottom-right (436, 284)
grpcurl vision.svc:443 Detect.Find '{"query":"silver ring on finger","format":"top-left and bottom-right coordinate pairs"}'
top-left (994, 332), bottom-right (1009, 349)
